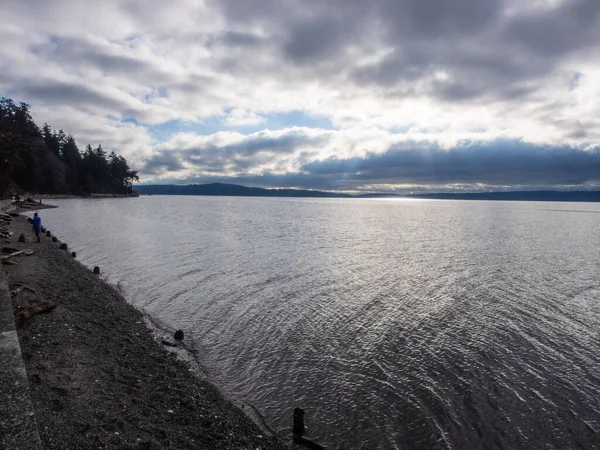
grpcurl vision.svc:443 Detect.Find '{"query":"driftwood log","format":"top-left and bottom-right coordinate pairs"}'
top-left (0, 249), bottom-right (34, 260)
top-left (14, 300), bottom-right (58, 327)
top-left (9, 285), bottom-right (36, 297)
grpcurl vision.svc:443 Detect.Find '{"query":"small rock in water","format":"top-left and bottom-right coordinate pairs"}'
top-left (174, 329), bottom-right (184, 341)
top-left (71, 252), bottom-right (76, 257)
top-left (52, 236), bottom-right (57, 242)
top-left (93, 266), bottom-right (100, 274)
top-left (59, 243), bottom-right (68, 250)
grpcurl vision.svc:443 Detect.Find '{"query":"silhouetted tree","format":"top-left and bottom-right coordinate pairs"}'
top-left (0, 96), bottom-right (139, 197)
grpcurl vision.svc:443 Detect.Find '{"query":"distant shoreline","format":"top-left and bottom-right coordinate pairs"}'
top-left (134, 183), bottom-right (600, 203)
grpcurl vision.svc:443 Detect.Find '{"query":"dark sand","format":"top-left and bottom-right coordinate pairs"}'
top-left (3, 214), bottom-right (288, 449)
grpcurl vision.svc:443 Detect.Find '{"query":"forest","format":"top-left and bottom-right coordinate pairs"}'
top-left (0, 97), bottom-right (139, 197)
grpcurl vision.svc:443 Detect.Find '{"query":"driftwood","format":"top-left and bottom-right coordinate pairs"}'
top-left (0, 249), bottom-right (34, 260)
top-left (15, 300), bottom-right (57, 327)
top-left (1, 260), bottom-right (18, 266)
top-left (9, 285), bottom-right (36, 297)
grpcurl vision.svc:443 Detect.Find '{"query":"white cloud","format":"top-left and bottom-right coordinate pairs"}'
top-left (2, 0), bottom-right (600, 189)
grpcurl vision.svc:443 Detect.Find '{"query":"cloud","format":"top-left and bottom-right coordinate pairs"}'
top-left (2, 0), bottom-right (600, 191)
top-left (138, 127), bottom-right (600, 191)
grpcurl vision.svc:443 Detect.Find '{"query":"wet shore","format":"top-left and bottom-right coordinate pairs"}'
top-left (2, 214), bottom-right (287, 449)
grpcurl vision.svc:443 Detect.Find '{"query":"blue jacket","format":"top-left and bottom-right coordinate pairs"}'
top-left (33, 216), bottom-right (41, 229)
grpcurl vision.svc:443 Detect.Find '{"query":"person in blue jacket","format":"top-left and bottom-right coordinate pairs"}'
top-left (32, 212), bottom-right (41, 243)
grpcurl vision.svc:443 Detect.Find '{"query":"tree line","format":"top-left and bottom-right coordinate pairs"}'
top-left (0, 97), bottom-right (139, 197)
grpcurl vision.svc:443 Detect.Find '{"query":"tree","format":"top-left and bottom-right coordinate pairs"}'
top-left (1, 96), bottom-right (139, 197)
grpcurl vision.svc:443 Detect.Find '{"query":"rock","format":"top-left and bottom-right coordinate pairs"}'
top-left (18, 233), bottom-right (26, 243)
top-left (46, 231), bottom-right (51, 237)
top-left (93, 266), bottom-right (100, 274)
top-left (71, 252), bottom-right (77, 257)
top-left (52, 236), bottom-right (57, 242)
top-left (174, 330), bottom-right (184, 341)
top-left (27, 217), bottom-right (33, 223)
top-left (59, 243), bottom-right (68, 250)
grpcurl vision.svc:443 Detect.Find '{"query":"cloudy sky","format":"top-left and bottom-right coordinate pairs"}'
top-left (2, 0), bottom-right (600, 192)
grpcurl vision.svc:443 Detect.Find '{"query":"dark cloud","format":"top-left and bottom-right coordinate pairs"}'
top-left (301, 141), bottom-right (600, 186)
top-left (212, 0), bottom-right (600, 103)
top-left (142, 130), bottom-right (327, 175)
top-left (502, 0), bottom-right (600, 57)
top-left (142, 133), bottom-right (600, 190)
top-left (15, 79), bottom-right (130, 112)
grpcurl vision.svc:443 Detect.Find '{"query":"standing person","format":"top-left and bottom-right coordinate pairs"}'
top-left (32, 212), bottom-right (41, 243)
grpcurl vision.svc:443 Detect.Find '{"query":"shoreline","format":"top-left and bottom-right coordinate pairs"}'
top-left (2, 214), bottom-right (288, 449)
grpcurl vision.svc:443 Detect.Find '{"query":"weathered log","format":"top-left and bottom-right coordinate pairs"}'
top-left (1, 260), bottom-right (18, 266)
top-left (9, 285), bottom-right (36, 297)
top-left (0, 249), bottom-right (34, 260)
top-left (14, 300), bottom-right (57, 327)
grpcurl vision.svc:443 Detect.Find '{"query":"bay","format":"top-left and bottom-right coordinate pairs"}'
top-left (38, 196), bottom-right (600, 449)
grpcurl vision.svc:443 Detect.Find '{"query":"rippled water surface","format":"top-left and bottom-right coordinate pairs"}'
top-left (39, 196), bottom-right (600, 449)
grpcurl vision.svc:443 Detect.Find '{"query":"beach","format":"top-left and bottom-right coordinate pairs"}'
top-left (2, 212), bottom-right (287, 449)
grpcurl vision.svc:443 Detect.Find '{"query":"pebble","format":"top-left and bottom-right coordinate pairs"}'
top-left (168, 410), bottom-right (174, 414)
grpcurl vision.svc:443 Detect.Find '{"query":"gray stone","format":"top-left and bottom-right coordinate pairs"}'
top-left (0, 269), bottom-right (42, 449)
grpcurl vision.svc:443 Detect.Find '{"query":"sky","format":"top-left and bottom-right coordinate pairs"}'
top-left (2, 0), bottom-right (600, 193)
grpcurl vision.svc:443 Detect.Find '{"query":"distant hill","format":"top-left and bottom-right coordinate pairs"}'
top-left (134, 183), bottom-right (352, 198)
top-left (135, 183), bottom-right (600, 202)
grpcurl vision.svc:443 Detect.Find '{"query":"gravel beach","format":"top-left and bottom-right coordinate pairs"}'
top-left (3, 213), bottom-right (288, 450)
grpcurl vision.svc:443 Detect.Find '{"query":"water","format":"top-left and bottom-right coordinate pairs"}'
top-left (38, 196), bottom-right (600, 449)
